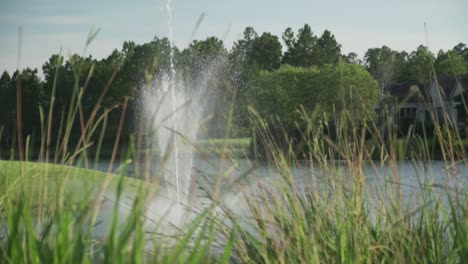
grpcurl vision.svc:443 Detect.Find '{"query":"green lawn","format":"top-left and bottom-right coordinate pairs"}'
top-left (195, 137), bottom-right (251, 147)
top-left (0, 160), bottom-right (142, 206)
top-left (195, 137), bottom-right (251, 158)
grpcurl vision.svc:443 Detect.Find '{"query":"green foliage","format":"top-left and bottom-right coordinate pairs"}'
top-left (282, 26), bottom-right (342, 68)
top-left (435, 49), bottom-right (468, 76)
top-left (116, 37), bottom-right (172, 91)
top-left (407, 45), bottom-right (436, 83)
top-left (177, 36), bottom-right (227, 87)
top-left (453, 42), bottom-right (468, 60)
top-left (248, 63), bottom-right (378, 127)
top-left (364, 46), bottom-right (408, 91)
top-left (282, 24), bottom-right (317, 67)
top-left (0, 68), bottom-right (45, 151)
top-left (313, 30), bottom-right (342, 67)
top-left (1, 26), bottom-right (468, 157)
top-left (250, 32), bottom-right (282, 71)
top-left (342, 52), bottom-right (362, 65)
top-left (0, 71), bottom-right (15, 148)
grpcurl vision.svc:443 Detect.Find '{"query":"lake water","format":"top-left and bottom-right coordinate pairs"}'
top-left (2, 157), bottom-right (465, 245)
top-left (89, 157), bottom-right (467, 236)
top-left (93, 157), bottom-right (467, 197)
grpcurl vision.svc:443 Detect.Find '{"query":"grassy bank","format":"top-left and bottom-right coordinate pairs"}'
top-left (0, 160), bottom-right (141, 202)
top-left (195, 138), bottom-right (251, 158)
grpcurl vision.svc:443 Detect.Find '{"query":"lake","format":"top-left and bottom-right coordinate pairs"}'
top-left (89, 157), bottom-right (467, 236)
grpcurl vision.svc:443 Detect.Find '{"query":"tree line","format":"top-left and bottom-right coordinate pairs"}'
top-left (1, 24), bottom-right (468, 157)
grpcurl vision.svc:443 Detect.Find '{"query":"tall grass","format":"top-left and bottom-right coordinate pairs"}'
top-left (0, 35), bottom-right (467, 263)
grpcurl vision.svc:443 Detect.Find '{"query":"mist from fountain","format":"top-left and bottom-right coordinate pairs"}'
top-left (142, 51), bottom-right (237, 232)
top-left (164, 0), bottom-right (182, 221)
top-left (141, 75), bottom-right (204, 217)
top-left (136, 0), bottom-right (229, 228)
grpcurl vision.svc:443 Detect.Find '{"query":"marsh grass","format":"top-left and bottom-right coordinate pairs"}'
top-left (222, 100), bottom-right (467, 263)
top-left (0, 34), bottom-right (467, 263)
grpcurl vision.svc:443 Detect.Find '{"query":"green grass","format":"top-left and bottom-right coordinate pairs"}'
top-left (1, 93), bottom-right (467, 263)
top-left (195, 138), bottom-right (251, 158)
top-left (1, 157), bottom-right (466, 263)
top-left (0, 160), bottom-right (234, 263)
top-left (195, 138), bottom-right (251, 147)
top-left (458, 139), bottom-right (468, 147)
top-left (0, 160), bottom-right (141, 204)
top-left (0, 160), bottom-right (144, 220)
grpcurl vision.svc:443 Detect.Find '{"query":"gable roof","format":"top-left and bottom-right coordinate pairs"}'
top-left (385, 82), bottom-right (428, 103)
top-left (458, 76), bottom-right (468, 93)
top-left (433, 76), bottom-right (458, 98)
top-left (385, 76), bottom-right (468, 104)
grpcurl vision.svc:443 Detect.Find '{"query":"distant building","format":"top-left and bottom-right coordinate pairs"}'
top-left (379, 76), bottom-right (467, 132)
top-left (427, 76), bottom-right (467, 129)
top-left (383, 82), bottom-right (428, 122)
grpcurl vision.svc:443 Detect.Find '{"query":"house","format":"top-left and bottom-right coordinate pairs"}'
top-left (428, 76), bottom-right (467, 129)
top-left (383, 82), bottom-right (428, 122)
top-left (381, 76), bottom-right (467, 131)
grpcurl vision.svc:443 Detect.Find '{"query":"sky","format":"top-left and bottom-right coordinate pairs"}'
top-left (1, 0), bottom-right (467, 76)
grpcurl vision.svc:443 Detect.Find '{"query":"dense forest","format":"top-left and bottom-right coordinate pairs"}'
top-left (1, 24), bottom-right (468, 157)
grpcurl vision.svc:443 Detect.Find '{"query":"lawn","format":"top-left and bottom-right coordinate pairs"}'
top-left (195, 138), bottom-right (251, 158)
top-left (0, 160), bottom-right (142, 206)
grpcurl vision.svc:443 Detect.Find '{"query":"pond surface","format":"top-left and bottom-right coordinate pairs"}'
top-left (92, 157), bottom-right (467, 196)
top-left (90, 157), bottom-right (467, 228)
top-left (2, 158), bottom-right (466, 244)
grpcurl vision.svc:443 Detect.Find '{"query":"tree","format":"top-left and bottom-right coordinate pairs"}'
top-left (122, 41), bottom-right (136, 61)
top-left (0, 71), bottom-right (13, 114)
top-left (312, 30), bottom-right (342, 67)
top-left (453, 43), bottom-right (468, 60)
top-left (282, 27), bottom-right (295, 50)
top-left (118, 37), bottom-right (172, 87)
top-left (55, 54), bottom-right (94, 118)
top-left (177, 37), bottom-right (229, 137)
top-left (282, 24), bottom-right (317, 67)
top-left (42, 52), bottom-right (128, 146)
top-left (392, 51), bottom-right (410, 82)
top-left (364, 46), bottom-right (406, 93)
top-left (183, 37), bottom-right (226, 60)
top-left (250, 32), bottom-right (282, 71)
top-left (84, 50), bottom-right (126, 108)
top-left (0, 71), bottom-right (15, 148)
top-left (249, 63), bottom-right (378, 127)
top-left (435, 49), bottom-right (468, 76)
top-left (178, 37), bottom-right (227, 87)
top-left (9, 68), bottom-right (46, 140)
top-left (231, 27), bottom-right (258, 64)
top-left (406, 45), bottom-right (435, 83)
top-left (42, 54), bottom-right (69, 113)
top-left (229, 27), bottom-right (260, 87)
top-left (343, 52), bottom-right (362, 65)
top-left (248, 62), bottom-right (378, 158)
top-left (228, 27), bottom-right (262, 136)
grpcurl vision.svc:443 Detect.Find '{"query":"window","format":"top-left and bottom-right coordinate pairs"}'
top-left (399, 107), bottom-right (417, 118)
top-left (456, 105), bottom-right (466, 124)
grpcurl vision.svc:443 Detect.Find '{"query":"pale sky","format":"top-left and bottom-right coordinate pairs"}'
top-left (1, 0), bottom-right (467, 77)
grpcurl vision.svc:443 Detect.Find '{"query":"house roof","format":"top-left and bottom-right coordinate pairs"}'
top-left (385, 76), bottom-right (468, 103)
top-left (458, 76), bottom-right (468, 93)
top-left (433, 76), bottom-right (458, 98)
top-left (384, 82), bottom-right (428, 103)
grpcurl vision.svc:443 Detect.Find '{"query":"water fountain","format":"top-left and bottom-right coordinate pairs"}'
top-left (138, 0), bottom-right (213, 226)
